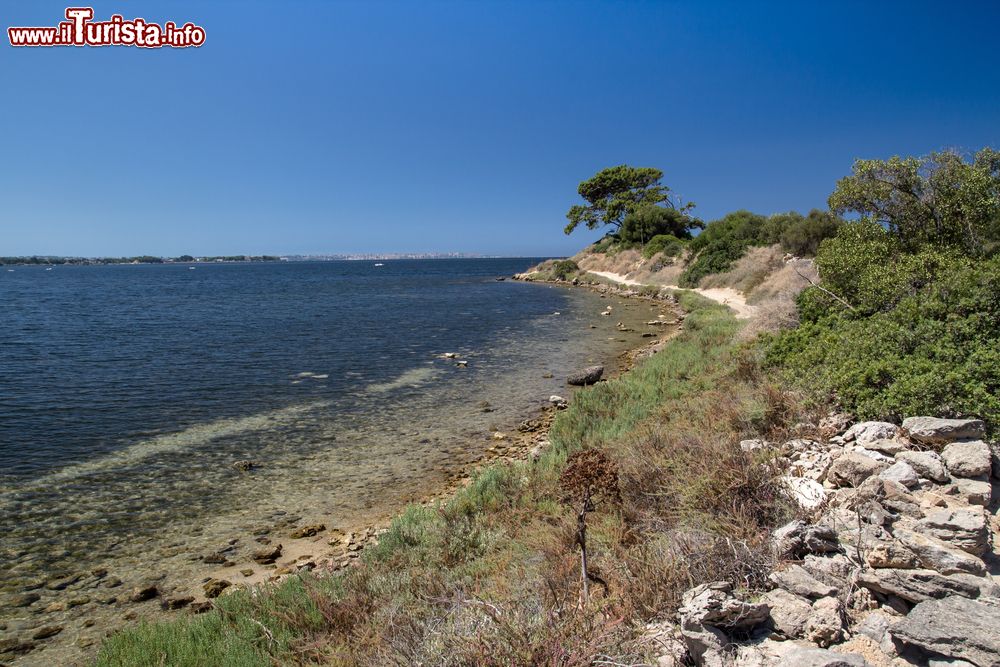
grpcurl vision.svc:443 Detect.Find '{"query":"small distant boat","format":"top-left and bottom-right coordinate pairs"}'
top-left (45, 267), bottom-right (53, 271)
top-left (189, 266), bottom-right (196, 270)
top-left (6, 269), bottom-right (13, 272)
top-left (374, 263), bottom-right (384, 267)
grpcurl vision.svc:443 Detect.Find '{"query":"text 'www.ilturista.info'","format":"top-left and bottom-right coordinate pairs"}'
top-left (8, 7), bottom-right (205, 48)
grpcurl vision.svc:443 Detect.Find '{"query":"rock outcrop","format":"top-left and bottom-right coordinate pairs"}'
top-left (657, 413), bottom-right (1000, 667)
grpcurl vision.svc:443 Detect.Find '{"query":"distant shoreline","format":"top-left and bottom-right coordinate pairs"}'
top-left (0, 255), bottom-right (557, 266)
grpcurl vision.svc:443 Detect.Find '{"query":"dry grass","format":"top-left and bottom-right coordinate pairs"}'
top-left (700, 245), bottom-right (785, 294)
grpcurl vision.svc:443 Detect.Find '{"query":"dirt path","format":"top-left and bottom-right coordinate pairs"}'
top-left (586, 270), bottom-right (757, 320)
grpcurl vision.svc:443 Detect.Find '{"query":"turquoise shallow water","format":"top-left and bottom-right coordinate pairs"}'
top-left (0, 259), bottom-right (667, 664)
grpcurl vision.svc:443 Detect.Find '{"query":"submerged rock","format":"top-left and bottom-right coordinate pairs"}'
top-left (290, 524), bottom-right (325, 539)
top-left (252, 544), bottom-right (282, 564)
top-left (129, 584), bottom-right (159, 602)
top-left (203, 579), bottom-right (231, 599)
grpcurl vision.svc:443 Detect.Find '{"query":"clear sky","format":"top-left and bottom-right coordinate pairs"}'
top-left (2, 1), bottom-right (999, 257)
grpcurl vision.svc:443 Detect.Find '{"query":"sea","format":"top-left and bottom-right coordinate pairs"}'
top-left (0, 259), bottom-right (667, 664)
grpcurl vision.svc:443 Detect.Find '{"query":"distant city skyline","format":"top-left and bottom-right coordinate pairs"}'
top-left (2, 1), bottom-right (999, 256)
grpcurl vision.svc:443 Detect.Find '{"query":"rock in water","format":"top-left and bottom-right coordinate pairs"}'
top-left (566, 365), bottom-right (604, 386)
top-left (901, 416), bottom-right (986, 444)
top-left (203, 579), bottom-right (231, 599)
top-left (252, 544), bottom-right (282, 564)
top-left (890, 596), bottom-right (1000, 667)
top-left (290, 524), bottom-right (325, 539)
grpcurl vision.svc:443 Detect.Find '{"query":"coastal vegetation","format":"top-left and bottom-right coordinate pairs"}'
top-left (96, 148), bottom-right (1000, 665)
top-left (99, 291), bottom-right (801, 666)
top-left (764, 148), bottom-right (1000, 433)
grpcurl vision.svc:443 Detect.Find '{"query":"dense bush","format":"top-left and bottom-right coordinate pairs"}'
top-left (619, 205), bottom-right (701, 245)
top-left (642, 234), bottom-right (686, 259)
top-left (766, 251), bottom-right (1000, 428)
top-left (680, 210), bottom-right (842, 287)
top-left (551, 259), bottom-right (579, 280)
top-left (680, 210), bottom-right (767, 286)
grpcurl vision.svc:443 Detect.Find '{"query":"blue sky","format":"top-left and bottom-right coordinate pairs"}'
top-left (2, 1), bottom-right (999, 257)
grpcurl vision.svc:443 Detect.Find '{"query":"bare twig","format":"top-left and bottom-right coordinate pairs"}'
top-left (794, 267), bottom-right (855, 311)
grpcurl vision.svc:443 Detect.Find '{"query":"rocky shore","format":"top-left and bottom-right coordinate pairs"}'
top-left (1, 278), bottom-right (685, 665)
top-left (648, 416), bottom-right (1000, 667)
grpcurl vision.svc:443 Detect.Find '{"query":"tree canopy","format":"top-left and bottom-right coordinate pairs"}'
top-left (828, 148), bottom-right (1000, 255)
top-left (564, 165), bottom-right (694, 235)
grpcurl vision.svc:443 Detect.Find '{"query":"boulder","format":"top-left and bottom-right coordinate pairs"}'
top-left (902, 417), bottom-right (986, 445)
top-left (941, 440), bottom-right (992, 478)
top-left (678, 582), bottom-right (770, 666)
top-left (878, 461), bottom-right (920, 488)
top-left (854, 610), bottom-right (893, 644)
top-left (804, 597), bottom-right (846, 648)
top-left (896, 451), bottom-right (949, 483)
top-left (763, 588), bottom-right (812, 638)
top-left (949, 477), bottom-right (991, 506)
top-left (890, 596), bottom-right (1000, 667)
top-left (894, 527), bottom-right (986, 575)
top-left (915, 508), bottom-right (988, 555)
top-left (770, 564), bottom-right (838, 599)
top-left (865, 439), bottom-right (908, 456)
top-left (843, 422), bottom-right (898, 446)
top-left (775, 647), bottom-right (869, 666)
top-left (867, 540), bottom-right (921, 569)
top-left (825, 453), bottom-right (888, 488)
top-left (772, 521), bottom-right (839, 559)
top-left (856, 568), bottom-right (980, 603)
top-left (566, 365), bottom-right (603, 386)
top-left (780, 476), bottom-right (826, 510)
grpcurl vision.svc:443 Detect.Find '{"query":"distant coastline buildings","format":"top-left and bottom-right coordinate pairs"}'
top-left (0, 252), bottom-right (492, 266)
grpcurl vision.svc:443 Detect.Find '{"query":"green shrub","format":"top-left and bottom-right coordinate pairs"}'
top-left (680, 210), bottom-right (843, 288)
top-left (551, 259), bottom-right (579, 280)
top-left (680, 210), bottom-right (767, 286)
top-left (642, 234), bottom-right (686, 259)
top-left (765, 222), bottom-right (1000, 432)
top-left (619, 205), bottom-right (701, 245)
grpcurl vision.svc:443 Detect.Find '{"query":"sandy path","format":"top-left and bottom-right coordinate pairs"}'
top-left (586, 270), bottom-right (756, 319)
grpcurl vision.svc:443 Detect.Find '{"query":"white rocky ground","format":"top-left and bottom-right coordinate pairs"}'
top-left (649, 416), bottom-right (1000, 667)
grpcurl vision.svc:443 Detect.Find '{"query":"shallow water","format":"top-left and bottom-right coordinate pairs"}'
top-left (0, 260), bottom-right (670, 663)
